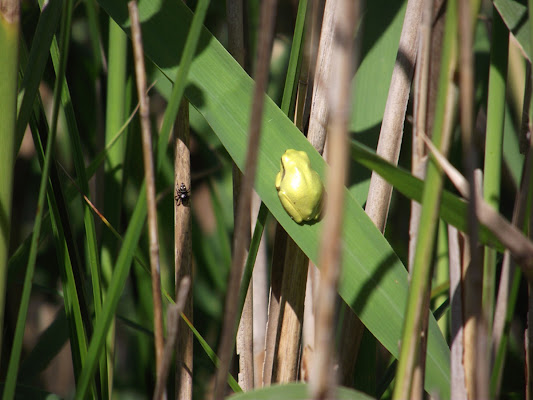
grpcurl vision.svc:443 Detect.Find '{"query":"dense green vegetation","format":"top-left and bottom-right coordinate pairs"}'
top-left (1, 0), bottom-right (533, 399)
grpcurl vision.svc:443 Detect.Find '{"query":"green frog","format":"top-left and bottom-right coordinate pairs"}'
top-left (275, 149), bottom-right (324, 223)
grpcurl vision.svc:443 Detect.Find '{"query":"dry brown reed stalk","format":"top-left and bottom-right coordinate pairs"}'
top-left (523, 67), bottom-right (533, 400)
top-left (271, 240), bottom-right (309, 383)
top-left (268, 0), bottom-right (327, 386)
top-left (226, 0), bottom-right (254, 390)
top-left (457, 1), bottom-right (488, 396)
top-left (251, 195), bottom-right (268, 388)
top-left (232, 157), bottom-right (254, 392)
top-left (174, 100), bottom-right (193, 400)
top-left (263, 162), bottom-right (307, 384)
top-left (262, 224), bottom-right (287, 386)
top-left (365, 0), bottom-right (423, 233)
top-left (0, 0), bottom-right (19, 21)
top-left (360, 0), bottom-right (422, 392)
top-left (304, 0), bottom-right (364, 383)
top-left (491, 66), bottom-right (532, 396)
top-left (425, 0), bottom-right (447, 138)
top-left (448, 226), bottom-right (467, 400)
top-left (213, 0), bottom-right (277, 397)
top-left (410, 0), bottom-right (433, 271)
top-left (408, 1), bottom-right (433, 398)
top-left (529, 191), bottom-right (533, 400)
top-left (421, 134), bottom-right (533, 280)
top-left (226, 0), bottom-right (245, 66)
top-left (310, 0), bottom-right (358, 398)
top-left (492, 144), bottom-right (533, 396)
top-left (128, 1), bottom-right (165, 391)
top-left (153, 278), bottom-right (191, 400)
top-left (524, 282), bottom-right (533, 400)
top-left (307, 0), bottom-right (337, 155)
top-left (237, 274), bottom-right (254, 390)
top-left (263, 0), bottom-right (326, 388)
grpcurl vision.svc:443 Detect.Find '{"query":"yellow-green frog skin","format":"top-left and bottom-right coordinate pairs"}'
top-left (275, 149), bottom-right (324, 223)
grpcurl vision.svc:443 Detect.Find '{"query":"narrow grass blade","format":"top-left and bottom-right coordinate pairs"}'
top-left (0, 0), bottom-right (19, 360)
top-left (280, 0), bottom-right (307, 116)
top-left (181, 314), bottom-right (242, 393)
top-left (15, 0), bottom-right (61, 150)
top-left (74, 190), bottom-right (147, 400)
top-left (350, 139), bottom-right (504, 251)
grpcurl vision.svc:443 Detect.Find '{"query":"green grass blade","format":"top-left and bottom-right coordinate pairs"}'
top-left (41, 0), bottom-right (107, 389)
top-left (102, 18), bottom-right (128, 267)
top-left (490, 267), bottom-right (521, 396)
top-left (97, 0), bottom-right (451, 396)
top-left (15, 0), bottom-right (62, 150)
top-left (74, 190), bottom-right (147, 400)
top-left (350, 139), bottom-right (504, 251)
top-left (280, 0), bottom-right (307, 115)
top-left (483, 7), bottom-right (508, 338)
top-left (0, 0), bottom-right (19, 360)
top-left (100, 18), bottom-right (130, 399)
top-left (392, 0), bottom-right (457, 396)
top-left (181, 314), bottom-right (242, 393)
top-left (3, 1), bottom-right (88, 396)
top-left (29, 114), bottom-right (90, 385)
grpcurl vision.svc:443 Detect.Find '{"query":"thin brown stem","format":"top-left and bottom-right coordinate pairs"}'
top-left (457, 1), bottom-right (487, 395)
top-left (251, 193), bottom-right (268, 389)
top-left (174, 99), bottom-right (193, 400)
top-left (237, 276), bottom-right (254, 390)
top-left (524, 282), bottom-right (533, 400)
top-left (421, 134), bottom-right (533, 279)
top-left (153, 278), bottom-right (191, 400)
top-left (311, 0), bottom-right (358, 398)
top-left (213, 0), bottom-right (278, 397)
top-left (492, 131), bottom-right (533, 395)
top-left (449, 226), bottom-right (468, 400)
top-left (307, 0), bottom-right (337, 155)
top-left (262, 225), bottom-right (287, 386)
top-left (227, 0), bottom-right (253, 391)
top-left (271, 240), bottom-right (309, 383)
top-left (408, 3), bottom-right (433, 398)
top-left (409, 0), bottom-right (433, 269)
top-left (128, 2), bottom-right (165, 392)
top-left (365, 0), bottom-right (423, 232)
top-left (226, 0), bottom-right (245, 66)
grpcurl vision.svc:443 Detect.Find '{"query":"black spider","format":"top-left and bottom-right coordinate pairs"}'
top-left (175, 182), bottom-right (190, 206)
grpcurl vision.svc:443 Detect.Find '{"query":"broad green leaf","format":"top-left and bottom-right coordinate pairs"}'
top-left (97, 0), bottom-right (450, 397)
top-left (494, 0), bottom-right (531, 60)
top-left (350, 0), bottom-right (407, 133)
top-left (227, 383), bottom-right (374, 400)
